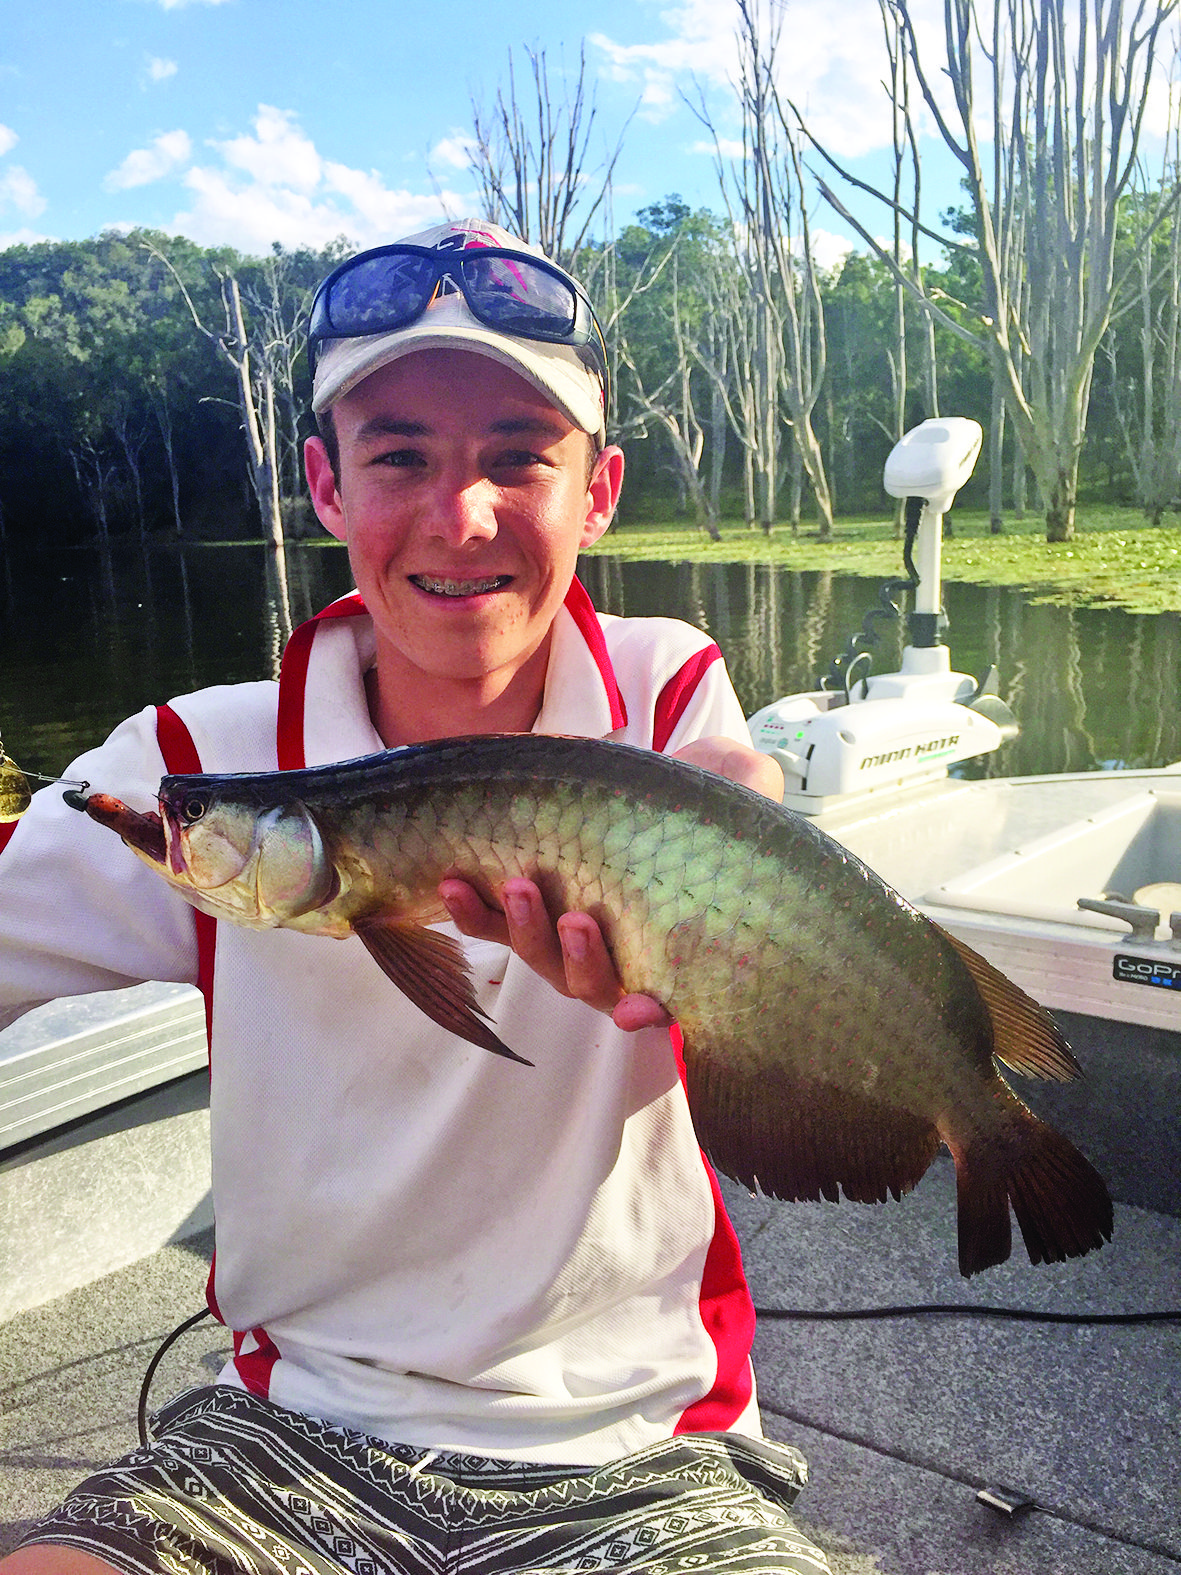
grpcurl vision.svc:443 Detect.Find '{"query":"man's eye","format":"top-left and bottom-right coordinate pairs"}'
top-left (375, 448), bottom-right (423, 468)
top-left (496, 450), bottom-right (543, 470)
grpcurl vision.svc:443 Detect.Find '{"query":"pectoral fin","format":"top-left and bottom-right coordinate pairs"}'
top-left (353, 915), bottom-right (532, 1066)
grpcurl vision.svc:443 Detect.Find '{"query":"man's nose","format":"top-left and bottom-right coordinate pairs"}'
top-left (432, 476), bottom-right (498, 543)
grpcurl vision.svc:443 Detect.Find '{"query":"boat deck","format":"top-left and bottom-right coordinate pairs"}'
top-left (2, 1008), bottom-right (1178, 1574)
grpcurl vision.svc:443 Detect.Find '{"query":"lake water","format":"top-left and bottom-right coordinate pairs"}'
top-left (2, 541), bottom-right (1178, 780)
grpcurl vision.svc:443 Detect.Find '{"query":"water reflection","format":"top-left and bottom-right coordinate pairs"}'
top-left (2, 543), bottom-right (1178, 779)
top-left (0, 542), bottom-right (353, 777)
top-left (579, 556), bottom-right (1181, 778)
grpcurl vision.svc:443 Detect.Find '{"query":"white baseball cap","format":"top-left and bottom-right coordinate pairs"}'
top-left (310, 220), bottom-right (607, 442)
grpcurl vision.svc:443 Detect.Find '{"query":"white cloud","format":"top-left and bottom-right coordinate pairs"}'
top-left (429, 132), bottom-right (476, 171)
top-left (213, 105), bottom-right (321, 193)
top-left (0, 165), bottom-right (46, 218)
top-left (0, 124), bottom-right (17, 159)
top-left (690, 137), bottom-right (745, 160)
top-left (591, 0), bottom-right (949, 156)
top-left (104, 129), bottom-right (192, 191)
top-left (165, 108), bottom-right (473, 251)
top-left (150, 0), bottom-right (231, 8)
top-left (810, 228), bottom-right (855, 272)
top-left (0, 226), bottom-right (54, 250)
top-left (146, 56), bottom-right (178, 84)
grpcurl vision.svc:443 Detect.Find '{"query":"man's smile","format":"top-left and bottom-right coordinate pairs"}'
top-left (409, 573), bottom-right (514, 598)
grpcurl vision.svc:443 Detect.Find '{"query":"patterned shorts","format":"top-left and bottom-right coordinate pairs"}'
top-left (22, 1385), bottom-right (831, 1575)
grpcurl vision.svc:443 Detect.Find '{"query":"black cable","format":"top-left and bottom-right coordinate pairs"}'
top-left (134, 1299), bottom-right (1175, 1453)
top-left (137, 1308), bottom-right (214, 1446)
top-left (753, 1303), bottom-right (1181, 1326)
top-left (820, 495), bottom-right (924, 699)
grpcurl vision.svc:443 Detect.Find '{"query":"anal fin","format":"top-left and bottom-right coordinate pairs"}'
top-left (682, 1042), bottom-right (941, 1206)
top-left (353, 915), bottom-right (531, 1066)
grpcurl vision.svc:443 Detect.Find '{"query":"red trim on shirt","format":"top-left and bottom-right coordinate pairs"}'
top-left (275, 581), bottom-right (625, 769)
top-left (563, 576), bottom-right (627, 730)
top-left (231, 1325), bottom-right (282, 1397)
top-left (205, 1259), bottom-right (224, 1324)
top-left (653, 645), bottom-right (723, 754)
top-left (0, 821), bottom-right (16, 855)
top-left (155, 706), bottom-right (216, 1045)
top-left (277, 592), bottom-right (367, 771)
top-left (155, 705), bottom-right (228, 1332)
top-left (668, 1024), bottom-right (757, 1433)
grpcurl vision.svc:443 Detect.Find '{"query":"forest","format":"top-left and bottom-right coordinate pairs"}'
top-left (2, 0), bottom-right (1180, 551)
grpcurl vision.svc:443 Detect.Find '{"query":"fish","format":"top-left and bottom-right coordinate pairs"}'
top-left (70, 733), bottom-right (1113, 1277)
top-left (0, 751), bottom-right (31, 822)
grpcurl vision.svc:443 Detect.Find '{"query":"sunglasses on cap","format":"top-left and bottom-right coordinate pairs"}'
top-left (307, 242), bottom-right (609, 409)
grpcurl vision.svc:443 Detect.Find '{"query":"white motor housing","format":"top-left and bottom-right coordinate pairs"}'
top-left (748, 682), bottom-right (1009, 813)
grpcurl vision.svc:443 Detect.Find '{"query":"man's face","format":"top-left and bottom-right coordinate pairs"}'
top-left (305, 349), bottom-right (621, 716)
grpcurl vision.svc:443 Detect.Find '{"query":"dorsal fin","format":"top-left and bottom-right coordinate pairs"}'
top-left (940, 927), bottom-right (1081, 1081)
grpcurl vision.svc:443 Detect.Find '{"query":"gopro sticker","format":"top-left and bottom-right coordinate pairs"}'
top-left (1113, 954), bottom-right (1181, 989)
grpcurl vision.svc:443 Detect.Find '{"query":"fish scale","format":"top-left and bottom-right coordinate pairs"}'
top-left (74, 732), bottom-right (1114, 1277)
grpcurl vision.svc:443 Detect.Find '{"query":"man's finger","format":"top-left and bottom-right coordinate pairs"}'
top-left (439, 879), bottom-right (509, 945)
top-left (556, 912), bottom-right (625, 1014)
top-left (611, 992), bottom-right (675, 1032)
top-left (501, 878), bottom-right (568, 993)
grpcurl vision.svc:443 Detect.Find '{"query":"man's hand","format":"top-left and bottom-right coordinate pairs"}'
top-left (670, 735), bottom-right (785, 801)
top-left (439, 737), bottom-right (783, 1030)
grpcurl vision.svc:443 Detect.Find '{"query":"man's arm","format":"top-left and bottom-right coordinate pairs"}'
top-left (0, 709), bottom-right (200, 1030)
top-left (440, 737), bottom-right (783, 1028)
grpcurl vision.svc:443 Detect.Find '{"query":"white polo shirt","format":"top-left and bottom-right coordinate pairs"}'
top-left (0, 580), bottom-right (763, 1464)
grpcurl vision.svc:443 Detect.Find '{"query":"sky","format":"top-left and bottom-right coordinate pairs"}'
top-left (2, 0), bottom-right (1173, 268)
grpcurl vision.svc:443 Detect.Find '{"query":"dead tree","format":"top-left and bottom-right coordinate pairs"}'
top-left (700, 0), bottom-right (834, 537)
top-left (803, 0), bottom-right (1181, 541)
top-left (147, 243), bottom-right (284, 550)
top-left (616, 248), bottom-right (721, 537)
top-left (467, 44), bottom-right (629, 271)
top-left (1107, 115), bottom-right (1181, 523)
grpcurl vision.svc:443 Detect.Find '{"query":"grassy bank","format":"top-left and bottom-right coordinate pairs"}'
top-left (588, 505), bottom-right (1181, 615)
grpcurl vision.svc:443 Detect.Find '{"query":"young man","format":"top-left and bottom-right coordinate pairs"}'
top-left (0, 221), bottom-right (829, 1575)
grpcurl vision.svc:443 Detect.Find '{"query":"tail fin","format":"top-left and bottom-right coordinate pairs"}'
top-left (954, 1112), bottom-right (1113, 1277)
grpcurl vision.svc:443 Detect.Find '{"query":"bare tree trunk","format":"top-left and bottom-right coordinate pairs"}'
top-left (1108, 126), bottom-right (1181, 525)
top-left (111, 406), bottom-right (148, 545)
top-left (144, 243), bottom-right (286, 549)
top-left (989, 376), bottom-right (1006, 532)
top-left (700, 0), bottom-right (835, 539)
top-left (149, 378), bottom-right (185, 536)
top-left (223, 275), bottom-right (285, 550)
top-left (708, 379), bottom-right (726, 518)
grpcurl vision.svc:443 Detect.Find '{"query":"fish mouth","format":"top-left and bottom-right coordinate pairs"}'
top-left (162, 805), bottom-right (190, 877)
top-left (409, 573), bottom-right (513, 598)
top-left (81, 793), bottom-right (168, 865)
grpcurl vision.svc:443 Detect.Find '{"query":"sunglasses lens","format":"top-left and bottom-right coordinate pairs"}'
top-left (460, 256), bottom-right (578, 338)
top-left (326, 254), bottom-right (433, 336)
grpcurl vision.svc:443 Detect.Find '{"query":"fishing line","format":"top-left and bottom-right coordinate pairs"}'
top-left (753, 1303), bottom-right (1181, 1325)
top-left (27, 770), bottom-right (89, 789)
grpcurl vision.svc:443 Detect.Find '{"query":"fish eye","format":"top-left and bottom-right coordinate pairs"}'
top-left (180, 797), bottom-right (207, 825)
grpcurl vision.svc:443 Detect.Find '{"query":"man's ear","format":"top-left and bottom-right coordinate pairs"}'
top-left (305, 436), bottom-right (347, 542)
top-left (581, 445), bottom-right (625, 548)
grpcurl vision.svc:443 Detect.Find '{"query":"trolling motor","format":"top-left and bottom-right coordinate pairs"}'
top-left (748, 417), bottom-right (1018, 813)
